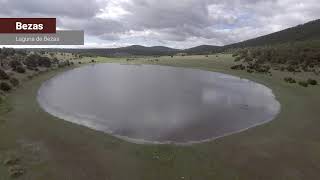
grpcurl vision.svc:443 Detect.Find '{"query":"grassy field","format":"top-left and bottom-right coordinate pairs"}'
top-left (1, 54), bottom-right (320, 180)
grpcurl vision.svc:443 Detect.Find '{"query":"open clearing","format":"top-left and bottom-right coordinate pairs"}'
top-left (1, 54), bottom-right (320, 180)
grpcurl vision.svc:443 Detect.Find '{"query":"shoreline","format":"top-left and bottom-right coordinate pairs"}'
top-left (1, 55), bottom-right (320, 180)
top-left (36, 63), bottom-right (281, 146)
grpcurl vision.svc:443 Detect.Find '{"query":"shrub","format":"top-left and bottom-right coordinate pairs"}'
top-left (234, 57), bottom-right (242, 62)
top-left (38, 57), bottom-right (52, 67)
top-left (91, 59), bottom-right (95, 63)
top-left (27, 75), bottom-right (34, 79)
top-left (9, 60), bottom-right (22, 70)
top-left (10, 78), bottom-right (19, 87)
top-left (244, 56), bottom-right (253, 62)
top-left (0, 69), bottom-right (10, 80)
top-left (78, 62), bottom-right (82, 64)
top-left (26, 66), bottom-right (34, 71)
top-left (0, 82), bottom-right (12, 91)
top-left (307, 79), bottom-right (318, 85)
top-left (58, 61), bottom-right (68, 68)
top-left (287, 65), bottom-right (297, 72)
top-left (15, 66), bottom-right (26, 74)
top-left (298, 81), bottom-right (309, 87)
top-left (255, 65), bottom-right (270, 73)
top-left (231, 64), bottom-right (245, 70)
top-left (284, 77), bottom-right (296, 83)
top-left (247, 69), bottom-right (254, 73)
top-left (9, 165), bottom-right (25, 178)
top-left (25, 54), bottom-right (41, 67)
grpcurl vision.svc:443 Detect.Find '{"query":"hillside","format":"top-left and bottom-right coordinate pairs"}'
top-left (224, 19), bottom-right (320, 49)
top-left (25, 19), bottom-right (320, 56)
top-left (183, 45), bottom-right (221, 54)
top-left (111, 45), bottom-right (179, 56)
top-left (28, 46), bottom-right (180, 57)
top-left (227, 19), bottom-right (320, 75)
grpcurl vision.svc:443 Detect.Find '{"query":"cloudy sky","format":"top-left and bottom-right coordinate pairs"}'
top-left (0, 0), bottom-right (319, 49)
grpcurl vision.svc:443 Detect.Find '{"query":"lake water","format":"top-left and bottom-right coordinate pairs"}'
top-left (38, 63), bottom-right (280, 144)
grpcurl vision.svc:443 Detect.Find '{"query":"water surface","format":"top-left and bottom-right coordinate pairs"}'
top-left (38, 64), bottom-right (280, 144)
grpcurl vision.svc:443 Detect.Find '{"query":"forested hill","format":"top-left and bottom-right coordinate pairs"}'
top-left (24, 19), bottom-right (320, 56)
top-left (26, 45), bottom-right (180, 57)
top-left (183, 45), bottom-right (220, 54)
top-left (224, 19), bottom-right (320, 49)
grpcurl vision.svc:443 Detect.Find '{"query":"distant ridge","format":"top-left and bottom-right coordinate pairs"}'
top-left (25, 19), bottom-right (320, 56)
top-left (224, 19), bottom-right (320, 49)
top-left (183, 45), bottom-right (221, 54)
top-left (27, 45), bottom-right (180, 56)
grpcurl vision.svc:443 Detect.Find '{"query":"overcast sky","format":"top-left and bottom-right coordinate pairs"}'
top-left (0, 0), bottom-right (319, 49)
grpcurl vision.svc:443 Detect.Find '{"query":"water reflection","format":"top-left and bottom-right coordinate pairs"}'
top-left (38, 64), bottom-right (280, 144)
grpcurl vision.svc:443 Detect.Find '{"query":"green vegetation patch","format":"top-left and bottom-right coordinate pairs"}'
top-left (307, 78), bottom-right (318, 85)
top-left (284, 77), bottom-right (296, 83)
top-left (0, 82), bottom-right (11, 92)
top-left (298, 81), bottom-right (309, 87)
top-left (0, 54), bottom-right (319, 179)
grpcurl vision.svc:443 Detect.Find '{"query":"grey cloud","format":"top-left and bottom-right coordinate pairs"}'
top-left (0, 0), bottom-right (100, 18)
top-left (59, 18), bottom-right (125, 35)
top-left (0, 0), bottom-right (319, 48)
top-left (122, 0), bottom-right (211, 29)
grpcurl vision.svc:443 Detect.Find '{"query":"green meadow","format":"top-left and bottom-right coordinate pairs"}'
top-left (1, 54), bottom-right (320, 180)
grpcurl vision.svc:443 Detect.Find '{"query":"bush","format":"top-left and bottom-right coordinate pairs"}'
top-left (25, 54), bottom-right (41, 68)
top-left (9, 60), bottom-right (22, 70)
top-left (247, 69), bottom-right (254, 73)
top-left (255, 65), bottom-right (270, 73)
top-left (0, 69), bottom-right (10, 80)
top-left (27, 75), bottom-right (34, 80)
top-left (286, 65), bottom-right (298, 72)
top-left (0, 82), bottom-right (12, 91)
top-left (284, 77), bottom-right (296, 83)
top-left (15, 66), bottom-right (26, 74)
top-left (38, 57), bottom-right (52, 67)
top-left (10, 78), bottom-right (19, 87)
top-left (58, 62), bottom-right (65, 68)
top-left (298, 81), bottom-right (309, 87)
top-left (234, 57), bottom-right (242, 62)
top-left (307, 79), bottom-right (318, 85)
top-left (78, 62), bottom-right (82, 64)
top-left (244, 56), bottom-right (253, 62)
top-left (231, 64), bottom-right (245, 70)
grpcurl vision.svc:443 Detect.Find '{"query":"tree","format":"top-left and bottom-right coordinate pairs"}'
top-left (0, 68), bottom-right (9, 80)
top-left (0, 82), bottom-right (11, 91)
top-left (9, 60), bottom-right (22, 70)
top-left (25, 54), bottom-right (41, 68)
top-left (38, 57), bottom-right (52, 67)
top-left (0, 54), bottom-right (4, 67)
top-left (10, 77), bottom-right (19, 87)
